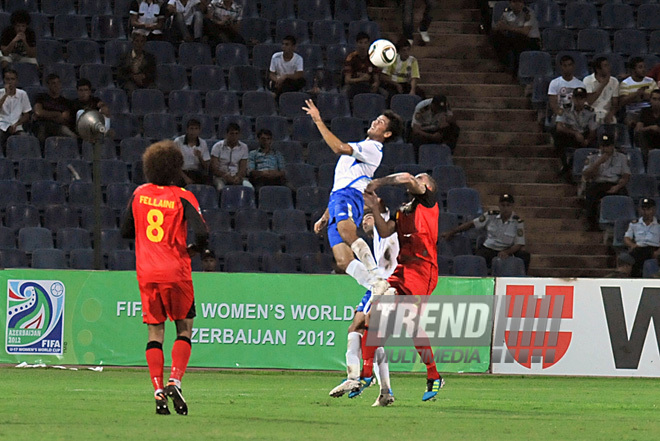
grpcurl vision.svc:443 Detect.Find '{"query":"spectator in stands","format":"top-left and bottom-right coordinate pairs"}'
top-left (440, 193), bottom-right (530, 273)
top-left (635, 89), bottom-right (660, 163)
top-left (0, 10), bottom-right (37, 70)
top-left (72, 79), bottom-right (111, 137)
top-left (210, 122), bottom-right (252, 190)
top-left (380, 38), bottom-right (424, 103)
top-left (548, 55), bottom-right (585, 124)
top-left (410, 94), bottom-right (460, 156)
top-left (203, 0), bottom-right (245, 46)
top-left (489, 0), bottom-right (540, 76)
top-left (619, 57), bottom-right (658, 128)
top-left (582, 133), bottom-right (630, 231)
top-left (129, 0), bottom-right (166, 40)
top-left (174, 118), bottom-right (211, 186)
top-left (166, 0), bottom-right (204, 43)
top-left (554, 87), bottom-right (598, 179)
top-left (343, 32), bottom-right (382, 101)
top-left (248, 128), bottom-right (286, 190)
top-left (584, 56), bottom-right (619, 126)
top-left (0, 68), bottom-right (31, 154)
top-left (402, 0), bottom-right (433, 45)
top-left (32, 73), bottom-right (76, 145)
top-left (623, 198), bottom-right (660, 278)
top-left (269, 35), bottom-right (305, 99)
top-left (201, 249), bottom-right (217, 272)
top-left (118, 31), bottom-right (157, 95)
top-left (604, 253), bottom-right (634, 278)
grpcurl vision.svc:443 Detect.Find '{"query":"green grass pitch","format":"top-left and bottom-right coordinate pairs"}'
top-left (2, 367), bottom-right (658, 441)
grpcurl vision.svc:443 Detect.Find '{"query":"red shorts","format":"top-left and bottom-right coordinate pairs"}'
top-left (387, 260), bottom-right (438, 296)
top-left (138, 280), bottom-right (196, 324)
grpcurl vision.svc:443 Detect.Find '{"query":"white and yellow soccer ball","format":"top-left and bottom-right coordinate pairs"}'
top-left (368, 39), bottom-right (397, 69)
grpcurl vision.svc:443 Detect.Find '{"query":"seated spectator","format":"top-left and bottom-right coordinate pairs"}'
top-left (584, 57), bottom-right (619, 126)
top-left (554, 87), bottom-right (598, 178)
top-left (619, 57), bottom-right (658, 128)
top-left (118, 31), bottom-right (157, 95)
top-left (604, 252), bottom-right (635, 278)
top-left (489, 0), bottom-right (541, 76)
top-left (0, 9), bottom-right (37, 70)
top-left (635, 89), bottom-right (660, 162)
top-left (410, 94), bottom-right (460, 155)
top-left (380, 38), bottom-right (425, 102)
top-left (269, 36), bottom-right (305, 99)
top-left (166, 0), bottom-right (204, 43)
top-left (174, 118), bottom-right (211, 186)
top-left (203, 0), bottom-right (245, 46)
top-left (582, 133), bottom-right (630, 231)
top-left (548, 55), bottom-right (585, 124)
top-left (129, 0), bottom-right (166, 40)
top-left (210, 122), bottom-right (252, 190)
top-left (440, 193), bottom-right (530, 273)
top-left (343, 32), bottom-right (382, 101)
top-left (0, 68), bottom-right (31, 154)
top-left (72, 78), bottom-right (111, 136)
top-left (248, 129), bottom-right (286, 190)
top-left (32, 74), bottom-right (76, 145)
top-left (201, 249), bottom-right (217, 272)
top-left (623, 198), bottom-right (660, 278)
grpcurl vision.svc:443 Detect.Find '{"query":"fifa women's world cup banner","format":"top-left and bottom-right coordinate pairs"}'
top-left (0, 270), bottom-right (494, 373)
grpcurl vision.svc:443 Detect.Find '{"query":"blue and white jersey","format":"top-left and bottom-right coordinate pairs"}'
top-left (373, 209), bottom-right (399, 278)
top-left (331, 139), bottom-right (383, 194)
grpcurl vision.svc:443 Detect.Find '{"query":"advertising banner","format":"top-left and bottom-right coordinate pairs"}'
top-left (492, 278), bottom-right (660, 377)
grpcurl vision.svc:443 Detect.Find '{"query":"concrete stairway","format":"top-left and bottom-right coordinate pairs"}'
top-left (369, 0), bottom-right (614, 277)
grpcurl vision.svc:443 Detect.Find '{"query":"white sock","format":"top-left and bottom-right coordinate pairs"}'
top-left (375, 347), bottom-right (391, 392)
top-left (346, 332), bottom-right (362, 380)
top-left (345, 259), bottom-right (372, 289)
top-left (351, 238), bottom-right (378, 273)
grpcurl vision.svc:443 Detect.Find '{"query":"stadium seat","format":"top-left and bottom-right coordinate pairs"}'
top-left (613, 30), bottom-right (648, 56)
top-left (167, 90), bottom-right (203, 117)
top-left (577, 29), bottom-right (611, 53)
top-left (293, 186), bottom-right (328, 215)
top-left (601, 3), bottom-right (635, 30)
top-left (393, 163), bottom-right (426, 176)
top-left (43, 205), bottom-right (79, 232)
top-left (381, 142), bottom-right (415, 167)
top-left (54, 14), bottom-right (88, 40)
top-left (0, 226), bottom-right (16, 249)
top-left (643, 259), bottom-right (660, 278)
top-left (326, 44), bottom-right (350, 72)
top-left (330, 117), bottom-right (364, 142)
top-left (298, 0), bottom-right (332, 21)
top-left (104, 39), bottom-right (132, 66)
top-left (437, 255), bottom-right (452, 275)
top-left (80, 206), bottom-right (118, 230)
top-left (220, 186), bottom-right (255, 211)
top-left (275, 19), bottom-right (310, 44)
top-left (243, 91), bottom-right (277, 118)
top-left (205, 91), bottom-right (239, 117)
top-left (439, 212), bottom-right (459, 234)
top-left (79, 0), bottom-right (112, 15)
top-left (446, 188), bottom-right (483, 221)
top-left (6, 134), bottom-right (41, 160)
top-left (42, 0), bottom-right (75, 15)
top-left (291, 116), bottom-right (320, 143)
top-left (279, 92), bottom-right (311, 120)
top-left (542, 28), bottom-right (576, 52)
top-left (30, 180), bottom-right (66, 209)
top-left (564, 2), bottom-right (598, 30)
top-left (200, 208), bottom-right (231, 233)
top-left (432, 165), bottom-right (467, 202)
top-left (228, 65), bottom-right (263, 92)
top-left (352, 93), bottom-right (386, 122)
top-left (13, 63), bottom-right (40, 88)
top-left (144, 41), bottom-right (176, 64)
top-left (131, 89), bottom-right (166, 115)
top-left (599, 195), bottom-right (636, 227)
top-left (142, 113), bottom-right (177, 139)
top-left (68, 181), bottom-right (94, 207)
top-left (99, 228), bottom-right (130, 253)
top-left (531, 0), bottom-right (563, 29)
top-left (438, 234), bottom-right (473, 257)
top-left (31, 248), bottom-right (68, 269)
top-left (67, 39), bottom-right (101, 65)
top-left (191, 65), bottom-right (226, 92)
top-left (30, 13), bottom-right (52, 39)
top-left (233, 208), bottom-right (268, 233)
top-left (334, 0), bottom-right (368, 23)
top-left (0, 180), bottom-right (27, 210)
top-left (593, 53), bottom-right (625, 78)
top-left (490, 1), bottom-right (508, 26)
top-left (375, 185), bottom-right (408, 213)
top-left (216, 43), bottom-right (249, 71)
top-left (305, 141), bottom-right (335, 167)
top-left (316, 93), bottom-right (351, 121)
top-left (301, 252), bottom-right (334, 273)
top-left (179, 42), bottom-right (212, 67)
top-left (391, 94), bottom-right (422, 122)
top-left (284, 231), bottom-right (320, 256)
top-left (0, 248), bottom-right (29, 268)
top-left (69, 248), bottom-right (96, 269)
top-left (99, 160), bottom-right (129, 185)
top-left (186, 184), bottom-right (219, 210)
top-left (247, 231), bottom-right (282, 254)
top-left (627, 174), bottom-right (658, 201)
top-left (418, 144), bottom-right (453, 169)
top-left (81, 138), bottom-right (117, 161)
top-left (155, 64), bottom-right (188, 92)
top-left (317, 163), bottom-right (335, 188)
top-left (647, 150), bottom-right (660, 180)
top-left (262, 252), bottom-right (298, 273)
top-left (554, 51), bottom-right (589, 79)
top-left (252, 43), bottom-right (281, 71)
top-left (650, 31), bottom-right (660, 55)
top-left (56, 227), bottom-right (92, 252)
top-left (18, 227), bottom-right (53, 253)
top-left (272, 209), bottom-right (308, 233)
top-left (218, 115), bottom-right (254, 140)
top-left (98, 88), bottom-right (129, 114)
top-left (91, 15), bottom-right (127, 41)
top-left (260, 0), bottom-right (295, 22)
top-left (131, 160), bottom-right (145, 185)
top-left (612, 218), bottom-right (630, 249)
top-left (108, 250), bottom-right (136, 270)
top-left (239, 17), bottom-right (272, 44)
top-left (452, 255), bottom-right (488, 277)
top-left (347, 20), bottom-right (380, 43)
top-left (258, 186), bottom-right (294, 212)
top-left (572, 148), bottom-right (598, 181)
top-left (37, 39), bottom-right (65, 65)
top-left (492, 256), bottom-right (526, 276)
top-left (41, 63), bottom-right (76, 89)
top-left (44, 137), bottom-right (79, 163)
top-left (119, 138), bottom-right (150, 163)
top-left (256, 116), bottom-right (289, 141)
top-left (18, 158), bottom-right (53, 184)
top-left (625, 148), bottom-right (645, 175)
top-left (223, 251), bottom-right (261, 272)
top-left (79, 63), bottom-right (114, 90)
top-left (0, 158), bottom-right (14, 180)
top-left (270, 141), bottom-right (301, 164)
top-left (312, 20), bottom-right (346, 45)
top-left (209, 231), bottom-right (244, 258)
top-left (517, 51), bottom-right (553, 84)
top-left (106, 182), bottom-right (137, 211)
top-left (297, 44), bottom-right (324, 70)
top-left (285, 163), bottom-right (317, 189)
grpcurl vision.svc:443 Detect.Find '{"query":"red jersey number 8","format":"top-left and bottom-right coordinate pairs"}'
top-left (146, 209), bottom-right (164, 242)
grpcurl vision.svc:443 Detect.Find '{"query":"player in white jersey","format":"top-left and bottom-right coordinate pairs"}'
top-left (302, 99), bottom-right (403, 299)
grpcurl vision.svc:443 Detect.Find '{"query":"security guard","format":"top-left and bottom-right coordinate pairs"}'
top-left (440, 193), bottom-right (531, 273)
top-left (623, 197), bottom-right (660, 277)
top-left (489, 0), bottom-right (541, 75)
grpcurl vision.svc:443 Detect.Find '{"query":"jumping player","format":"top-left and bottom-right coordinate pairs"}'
top-left (120, 141), bottom-right (209, 415)
top-left (360, 172), bottom-right (443, 401)
top-left (302, 99), bottom-right (403, 299)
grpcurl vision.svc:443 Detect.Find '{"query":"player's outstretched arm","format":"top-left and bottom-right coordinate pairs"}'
top-left (302, 99), bottom-right (352, 156)
top-left (367, 172), bottom-right (426, 194)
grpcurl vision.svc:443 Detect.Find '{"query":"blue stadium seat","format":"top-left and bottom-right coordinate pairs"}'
top-left (247, 231), bottom-right (282, 254)
top-left (418, 144), bottom-right (453, 169)
top-left (191, 65), bottom-right (226, 92)
top-left (554, 51), bottom-right (589, 79)
top-left (106, 182), bottom-right (137, 211)
top-left (79, 63), bottom-right (114, 89)
top-left (301, 252), bottom-right (334, 273)
top-left (375, 185), bottom-right (408, 214)
top-left (18, 226), bottom-right (53, 253)
top-left (334, 0), bottom-right (368, 23)
top-left (56, 227), bottom-right (92, 252)
top-left (577, 29), bottom-right (611, 53)
top-left (391, 94), bottom-right (422, 122)
top-left (99, 160), bottom-right (129, 185)
top-left (326, 44), bottom-right (350, 72)
top-left (437, 255), bottom-right (452, 276)
top-left (312, 20), bottom-right (346, 45)
top-left (348, 20), bottom-right (380, 42)
top-left (243, 91), bottom-right (277, 118)
top-left (601, 3), bottom-right (635, 30)
top-left (80, 206), bottom-right (118, 230)
top-left (438, 234), bottom-right (473, 257)
top-left (612, 218), bottom-right (629, 249)
top-left (201, 208), bottom-right (232, 232)
top-left (228, 65), bottom-right (263, 92)
top-left (205, 91), bottom-right (239, 117)
top-left (492, 256), bottom-right (526, 276)
top-left (167, 90), bottom-right (203, 117)
top-left (131, 89), bottom-right (166, 115)
top-left (395, 163), bottom-right (426, 176)
top-left (31, 13), bottom-right (52, 38)
top-left (155, 64), bottom-right (188, 92)
top-left (276, 19), bottom-right (310, 44)
top-left (218, 115), bottom-right (254, 140)
top-left (252, 43), bottom-right (281, 71)
top-left (292, 116), bottom-right (321, 143)
top-left (643, 259), bottom-right (660, 278)
top-left (446, 187), bottom-right (483, 221)
top-left (297, 44), bottom-right (324, 70)
top-left (352, 93), bottom-right (386, 121)
top-left (452, 255), bottom-right (488, 276)
top-left (0, 249), bottom-right (29, 268)
top-left (186, 184), bottom-right (219, 210)
top-left (279, 92), bottom-right (311, 119)
top-left (647, 150), bottom-right (660, 180)
top-left (298, 0), bottom-right (332, 21)
top-left (223, 251), bottom-right (261, 272)
top-left (531, 0), bottom-right (563, 29)
top-left (262, 252), bottom-right (298, 273)
top-left (43, 205), bottom-right (79, 232)
top-left (119, 138), bottom-right (150, 163)
top-left (541, 28), bottom-right (576, 52)
top-left (256, 116), bottom-right (289, 141)
top-left (260, 0), bottom-right (295, 22)
top-left (625, 148), bottom-right (645, 175)
top-left (143, 113), bottom-right (178, 139)
top-left (69, 248), bottom-right (96, 269)
top-left (42, 0), bottom-right (75, 16)
top-left (439, 212), bottom-right (459, 234)
top-left (599, 195), bottom-right (636, 228)
top-left (295, 186), bottom-right (329, 214)
top-left (216, 43), bottom-right (249, 71)
top-left (239, 17), bottom-right (272, 44)
top-left (564, 2), bottom-right (598, 30)
top-left (144, 41), bottom-right (176, 64)
top-left (234, 208), bottom-right (269, 233)
top-left (0, 226), bottom-right (16, 249)
top-left (572, 148), bottom-right (598, 181)
top-left (221, 185), bottom-right (255, 211)
top-left (45, 137), bottom-right (79, 162)
top-left (13, 63), bottom-right (40, 88)
top-left (0, 180), bottom-right (27, 209)
top-left (330, 117), bottom-right (364, 141)
top-left (67, 39), bottom-right (101, 65)
top-left (30, 180), bottom-right (66, 209)
top-left (108, 250), bottom-right (136, 270)
top-left (258, 186), bottom-right (294, 212)
top-left (81, 138), bottom-right (117, 161)
top-left (627, 174), bottom-right (658, 201)
top-left (650, 31), bottom-right (660, 55)
top-left (284, 232), bottom-right (320, 256)
top-left (272, 208), bottom-right (308, 233)
top-left (99, 228), bottom-right (130, 253)
top-left (491, 1), bottom-right (508, 26)
top-left (381, 142), bottom-right (415, 167)
top-left (68, 181), bottom-right (93, 207)
top-left (271, 140), bottom-right (302, 164)
top-left (131, 160), bottom-right (145, 185)
top-left (306, 141), bottom-right (336, 166)
top-left (209, 231), bottom-right (244, 258)
top-left (18, 158), bottom-right (53, 183)
top-left (179, 42), bottom-right (212, 67)
top-left (79, 0), bottom-right (112, 15)
top-left (32, 249), bottom-right (68, 269)
top-left (284, 163), bottom-right (317, 189)
top-left (613, 30), bottom-right (648, 56)
top-left (432, 165), bottom-right (467, 200)
top-left (0, 158), bottom-right (14, 180)
top-left (42, 63), bottom-right (76, 89)
top-left (317, 163), bottom-right (335, 188)
top-left (104, 39), bottom-right (132, 66)
top-left (91, 15), bottom-right (127, 41)
top-left (37, 39), bottom-right (65, 65)
top-left (593, 53), bottom-right (625, 78)
top-left (7, 135), bottom-right (41, 160)
top-left (316, 93), bottom-right (351, 121)
top-left (54, 14), bottom-right (88, 39)
top-left (517, 51), bottom-right (553, 84)
top-left (98, 88), bottom-right (129, 114)
top-left (645, 54), bottom-right (660, 72)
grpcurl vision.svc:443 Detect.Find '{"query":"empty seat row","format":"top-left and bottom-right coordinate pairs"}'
top-left (542, 28), bottom-right (660, 55)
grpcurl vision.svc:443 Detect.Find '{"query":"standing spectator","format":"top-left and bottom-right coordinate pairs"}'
top-left (129, 0), bottom-right (166, 40)
top-left (0, 69), bottom-right (31, 154)
top-left (173, 118), bottom-right (211, 186)
top-left (440, 193), bottom-right (530, 274)
top-left (210, 123), bottom-right (252, 190)
top-left (583, 57), bottom-right (619, 126)
top-left (635, 89), bottom-right (660, 162)
top-left (489, 0), bottom-right (541, 76)
top-left (203, 0), bottom-right (245, 45)
top-left (380, 38), bottom-right (424, 102)
top-left (343, 32), bottom-right (381, 101)
top-left (72, 78), bottom-right (111, 137)
top-left (248, 129), bottom-right (286, 190)
top-left (118, 31), bottom-right (157, 95)
top-left (548, 55), bottom-right (585, 123)
top-left (619, 57), bottom-right (658, 128)
top-left (401, 0), bottom-right (433, 45)
top-left (410, 94), bottom-right (460, 155)
top-left (33, 74), bottom-right (76, 145)
top-left (167, 0), bottom-right (204, 43)
top-left (554, 87), bottom-right (598, 178)
top-left (0, 10), bottom-right (37, 70)
top-left (623, 198), bottom-right (660, 278)
top-left (269, 36), bottom-right (305, 99)
top-left (582, 133), bottom-right (630, 231)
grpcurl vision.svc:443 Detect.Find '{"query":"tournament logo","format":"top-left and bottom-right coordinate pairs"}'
top-left (6, 280), bottom-right (65, 355)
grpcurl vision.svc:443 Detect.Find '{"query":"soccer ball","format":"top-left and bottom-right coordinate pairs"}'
top-left (369, 39), bottom-right (397, 68)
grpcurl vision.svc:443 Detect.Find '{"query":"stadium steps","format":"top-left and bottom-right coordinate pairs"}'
top-left (457, 144), bottom-right (556, 156)
top-left (455, 157), bottom-right (559, 171)
top-left (453, 109), bottom-right (537, 122)
top-left (459, 120), bottom-right (543, 132)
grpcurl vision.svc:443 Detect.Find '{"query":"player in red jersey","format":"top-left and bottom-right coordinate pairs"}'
top-left (120, 140), bottom-right (209, 415)
top-left (358, 172), bottom-right (444, 402)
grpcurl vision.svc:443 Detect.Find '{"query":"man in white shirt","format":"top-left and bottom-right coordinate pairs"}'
top-left (269, 35), bottom-right (305, 99)
top-left (0, 68), bottom-right (31, 154)
top-left (583, 56), bottom-right (619, 125)
top-left (210, 122), bottom-right (252, 190)
top-left (129, 0), bottom-right (165, 39)
top-left (203, 0), bottom-right (245, 45)
top-left (619, 56), bottom-right (658, 127)
top-left (548, 55), bottom-right (585, 123)
top-left (167, 0), bottom-right (203, 42)
top-left (173, 118), bottom-right (210, 186)
top-left (624, 197), bottom-right (660, 277)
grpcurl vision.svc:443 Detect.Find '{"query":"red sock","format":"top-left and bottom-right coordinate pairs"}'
top-left (146, 341), bottom-right (164, 392)
top-left (169, 337), bottom-right (192, 382)
top-left (361, 329), bottom-right (378, 378)
top-left (415, 345), bottom-right (439, 380)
